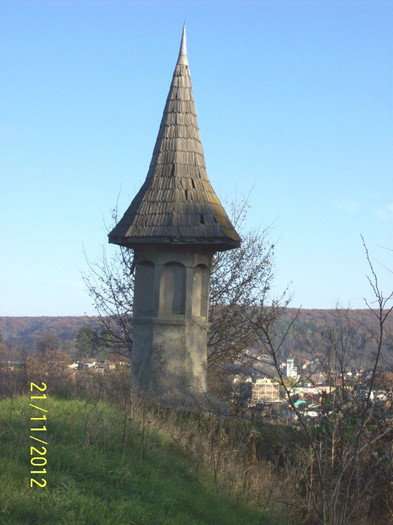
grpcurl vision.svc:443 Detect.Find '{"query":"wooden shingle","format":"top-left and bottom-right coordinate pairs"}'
top-left (109, 26), bottom-right (241, 251)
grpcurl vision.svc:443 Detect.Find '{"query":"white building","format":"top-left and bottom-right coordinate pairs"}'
top-left (286, 358), bottom-right (299, 381)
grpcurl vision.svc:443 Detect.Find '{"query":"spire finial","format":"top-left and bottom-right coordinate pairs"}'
top-left (178, 23), bottom-right (188, 65)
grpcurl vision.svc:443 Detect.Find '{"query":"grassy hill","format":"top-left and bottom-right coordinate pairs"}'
top-left (0, 395), bottom-right (283, 525)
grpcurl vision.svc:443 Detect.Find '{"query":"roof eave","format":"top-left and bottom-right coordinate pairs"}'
top-left (108, 234), bottom-right (241, 252)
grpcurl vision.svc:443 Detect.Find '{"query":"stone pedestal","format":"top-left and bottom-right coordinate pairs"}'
top-left (131, 246), bottom-right (215, 408)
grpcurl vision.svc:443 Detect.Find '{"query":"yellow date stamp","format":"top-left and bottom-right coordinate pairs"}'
top-left (29, 382), bottom-right (48, 487)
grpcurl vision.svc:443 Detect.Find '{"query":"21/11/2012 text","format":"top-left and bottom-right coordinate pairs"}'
top-left (30, 382), bottom-right (48, 488)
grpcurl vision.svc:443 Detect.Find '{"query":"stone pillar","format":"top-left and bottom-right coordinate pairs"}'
top-left (131, 245), bottom-right (213, 407)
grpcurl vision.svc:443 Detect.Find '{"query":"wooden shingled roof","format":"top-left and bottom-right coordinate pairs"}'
top-left (109, 25), bottom-right (241, 252)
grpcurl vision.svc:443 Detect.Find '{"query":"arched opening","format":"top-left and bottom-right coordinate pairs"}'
top-left (192, 264), bottom-right (209, 318)
top-left (159, 262), bottom-right (186, 314)
top-left (134, 260), bottom-right (155, 315)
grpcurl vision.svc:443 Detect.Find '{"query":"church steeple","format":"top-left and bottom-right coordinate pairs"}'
top-left (109, 25), bottom-right (240, 251)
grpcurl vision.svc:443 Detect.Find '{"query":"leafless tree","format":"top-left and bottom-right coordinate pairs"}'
top-left (208, 199), bottom-right (276, 367)
top-left (84, 238), bottom-right (134, 358)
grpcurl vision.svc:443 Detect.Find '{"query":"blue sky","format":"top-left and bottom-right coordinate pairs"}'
top-left (1, 0), bottom-right (392, 316)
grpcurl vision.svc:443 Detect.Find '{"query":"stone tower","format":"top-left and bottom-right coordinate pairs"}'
top-left (109, 26), bottom-right (241, 408)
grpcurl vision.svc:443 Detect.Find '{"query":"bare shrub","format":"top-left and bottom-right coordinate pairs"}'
top-left (245, 241), bottom-right (393, 525)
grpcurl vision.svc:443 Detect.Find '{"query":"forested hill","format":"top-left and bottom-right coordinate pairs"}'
top-left (0, 316), bottom-right (101, 343)
top-left (1, 309), bottom-right (392, 345)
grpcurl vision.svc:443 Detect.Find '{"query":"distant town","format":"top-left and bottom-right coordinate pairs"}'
top-left (2, 346), bottom-right (391, 426)
top-left (230, 355), bottom-right (392, 423)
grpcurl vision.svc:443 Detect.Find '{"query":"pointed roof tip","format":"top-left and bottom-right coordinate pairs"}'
top-left (178, 23), bottom-right (188, 65)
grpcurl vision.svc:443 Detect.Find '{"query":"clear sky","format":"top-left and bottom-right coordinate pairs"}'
top-left (1, 0), bottom-right (392, 316)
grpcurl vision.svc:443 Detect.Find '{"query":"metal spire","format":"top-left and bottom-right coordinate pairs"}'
top-left (178, 23), bottom-right (188, 65)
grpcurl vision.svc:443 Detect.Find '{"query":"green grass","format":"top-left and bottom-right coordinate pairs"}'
top-left (0, 396), bottom-right (279, 524)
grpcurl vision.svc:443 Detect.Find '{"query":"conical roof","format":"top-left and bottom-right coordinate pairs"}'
top-left (109, 25), bottom-right (241, 251)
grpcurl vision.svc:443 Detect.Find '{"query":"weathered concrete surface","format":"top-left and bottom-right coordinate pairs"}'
top-left (132, 246), bottom-right (215, 409)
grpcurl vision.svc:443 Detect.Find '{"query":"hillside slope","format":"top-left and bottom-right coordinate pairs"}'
top-left (0, 396), bottom-right (281, 525)
top-left (0, 316), bottom-right (101, 342)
